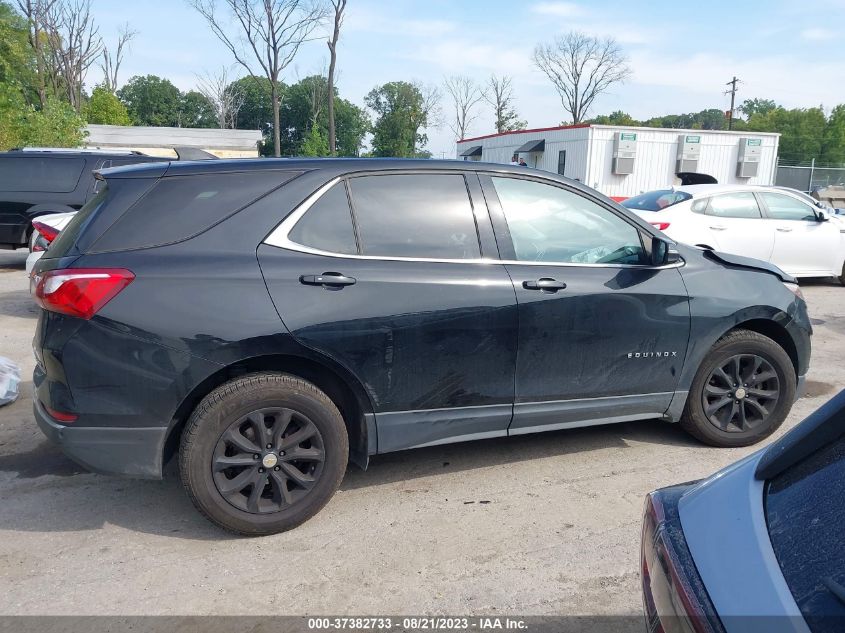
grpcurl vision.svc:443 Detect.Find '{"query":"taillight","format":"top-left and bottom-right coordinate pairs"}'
top-left (650, 222), bottom-right (671, 231)
top-left (31, 268), bottom-right (134, 320)
top-left (43, 403), bottom-right (78, 423)
top-left (32, 221), bottom-right (60, 244)
top-left (641, 489), bottom-right (724, 633)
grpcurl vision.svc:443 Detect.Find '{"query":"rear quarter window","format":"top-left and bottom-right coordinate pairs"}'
top-left (0, 156), bottom-right (86, 193)
top-left (621, 190), bottom-right (691, 211)
top-left (91, 171), bottom-right (300, 252)
top-left (765, 436), bottom-right (845, 633)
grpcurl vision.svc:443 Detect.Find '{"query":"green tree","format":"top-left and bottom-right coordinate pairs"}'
top-left (739, 98), bottom-right (777, 119)
top-left (117, 75), bottom-right (182, 126)
top-left (749, 106), bottom-right (826, 164)
top-left (299, 124), bottom-right (329, 156)
top-left (86, 84), bottom-right (131, 125)
top-left (178, 90), bottom-right (217, 128)
top-left (228, 75), bottom-right (275, 131)
top-left (365, 81), bottom-right (434, 157)
top-left (23, 97), bottom-right (86, 147)
top-left (334, 98), bottom-right (369, 157)
top-left (821, 104), bottom-right (845, 165)
top-left (590, 110), bottom-right (639, 125)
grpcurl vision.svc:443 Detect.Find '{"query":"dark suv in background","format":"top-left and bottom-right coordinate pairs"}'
top-left (0, 147), bottom-right (216, 249)
top-left (30, 159), bottom-right (811, 534)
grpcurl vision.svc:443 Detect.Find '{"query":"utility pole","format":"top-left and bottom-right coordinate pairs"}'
top-left (725, 76), bottom-right (740, 130)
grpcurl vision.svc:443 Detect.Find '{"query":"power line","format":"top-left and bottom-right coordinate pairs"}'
top-left (724, 76), bottom-right (741, 130)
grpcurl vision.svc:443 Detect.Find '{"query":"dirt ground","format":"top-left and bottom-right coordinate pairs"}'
top-left (1, 247), bottom-right (842, 616)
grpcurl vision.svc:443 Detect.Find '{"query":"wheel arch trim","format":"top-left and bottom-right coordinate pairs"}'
top-left (162, 350), bottom-right (376, 473)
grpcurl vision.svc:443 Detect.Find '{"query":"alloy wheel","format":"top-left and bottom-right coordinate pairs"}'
top-left (212, 407), bottom-right (326, 514)
top-left (702, 354), bottom-right (781, 433)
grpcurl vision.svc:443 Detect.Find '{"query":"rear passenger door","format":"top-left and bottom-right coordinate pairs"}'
top-left (702, 192), bottom-right (774, 262)
top-left (258, 172), bottom-right (518, 454)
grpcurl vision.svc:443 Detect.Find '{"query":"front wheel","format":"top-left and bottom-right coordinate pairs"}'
top-left (680, 329), bottom-right (796, 447)
top-left (179, 372), bottom-right (348, 535)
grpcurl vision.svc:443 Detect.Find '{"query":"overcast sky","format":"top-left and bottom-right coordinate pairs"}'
top-left (87, 0), bottom-right (845, 157)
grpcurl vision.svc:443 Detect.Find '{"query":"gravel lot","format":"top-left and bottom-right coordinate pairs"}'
top-left (1, 247), bottom-right (843, 617)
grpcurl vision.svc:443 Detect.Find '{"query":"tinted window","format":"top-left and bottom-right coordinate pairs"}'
top-left (348, 174), bottom-right (480, 260)
top-left (0, 156), bottom-right (86, 193)
top-left (706, 192), bottom-right (761, 218)
top-left (46, 188), bottom-right (108, 258)
top-left (760, 192), bottom-right (817, 221)
top-left (288, 182), bottom-right (357, 255)
top-left (93, 171), bottom-right (297, 251)
top-left (766, 436), bottom-right (845, 633)
top-left (492, 177), bottom-right (646, 265)
top-left (621, 190), bottom-right (692, 212)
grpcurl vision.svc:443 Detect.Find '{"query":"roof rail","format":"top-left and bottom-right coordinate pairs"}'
top-left (11, 147), bottom-right (148, 156)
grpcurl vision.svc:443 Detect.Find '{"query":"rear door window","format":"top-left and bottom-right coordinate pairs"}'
top-left (347, 174), bottom-right (481, 260)
top-left (0, 156), bottom-right (86, 193)
top-left (706, 192), bottom-right (761, 219)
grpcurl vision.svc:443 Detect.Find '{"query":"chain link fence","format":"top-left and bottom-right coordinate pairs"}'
top-left (776, 161), bottom-right (845, 192)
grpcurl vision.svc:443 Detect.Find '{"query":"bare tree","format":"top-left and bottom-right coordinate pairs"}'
top-left (325, 0), bottom-right (345, 155)
top-left (196, 66), bottom-right (245, 128)
top-left (304, 72), bottom-right (328, 129)
top-left (533, 31), bottom-right (630, 124)
top-left (100, 23), bottom-right (137, 92)
top-left (415, 82), bottom-right (441, 155)
top-left (16, 0), bottom-right (58, 107)
top-left (483, 74), bottom-right (526, 134)
top-left (188, 0), bottom-right (328, 157)
top-left (43, 0), bottom-right (103, 111)
top-left (442, 75), bottom-right (482, 140)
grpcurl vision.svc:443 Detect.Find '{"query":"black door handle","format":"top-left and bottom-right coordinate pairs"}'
top-left (299, 273), bottom-right (357, 288)
top-left (522, 278), bottom-right (567, 292)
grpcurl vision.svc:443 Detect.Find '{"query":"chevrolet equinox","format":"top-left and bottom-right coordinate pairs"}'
top-left (31, 159), bottom-right (811, 534)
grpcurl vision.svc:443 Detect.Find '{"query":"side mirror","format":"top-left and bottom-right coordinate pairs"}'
top-left (651, 237), bottom-right (680, 266)
top-left (816, 209), bottom-right (830, 222)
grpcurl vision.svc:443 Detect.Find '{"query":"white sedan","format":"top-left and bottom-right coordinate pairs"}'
top-left (623, 184), bottom-right (845, 284)
top-left (25, 211), bottom-right (76, 274)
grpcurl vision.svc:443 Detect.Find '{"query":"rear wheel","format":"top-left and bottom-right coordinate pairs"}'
top-left (838, 261), bottom-right (845, 285)
top-left (179, 372), bottom-right (348, 535)
top-left (680, 329), bottom-right (796, 447)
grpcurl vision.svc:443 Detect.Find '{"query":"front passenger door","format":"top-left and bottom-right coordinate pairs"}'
top-left (758, 191), bottom-right (840, 276)
top-left (480, 175), bottom-right (691, 434)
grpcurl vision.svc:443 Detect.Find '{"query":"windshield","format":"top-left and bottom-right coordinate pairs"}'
top-left (622, 190), bottom-right (692, 212)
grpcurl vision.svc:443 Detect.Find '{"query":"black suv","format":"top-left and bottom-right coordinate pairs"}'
top-left (31, 159), bottom-right (811, 535)
top-left (0, 149), bottom-right (171, 250)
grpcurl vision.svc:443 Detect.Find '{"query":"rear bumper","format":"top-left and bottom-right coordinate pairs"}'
top-left (34, 398), bottom-right (167, 479)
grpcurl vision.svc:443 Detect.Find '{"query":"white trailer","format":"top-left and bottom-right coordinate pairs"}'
top-left (456, 124), bottom-right (780, 200)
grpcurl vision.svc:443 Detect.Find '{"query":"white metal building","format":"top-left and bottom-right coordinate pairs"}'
top-left (456, 124), bottom-right (780, 199)
top-left (85, 124), bottom-right (263, 158)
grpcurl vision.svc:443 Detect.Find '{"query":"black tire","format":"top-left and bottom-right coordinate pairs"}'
top-left (838, 261), bottom-right (845, 285)
top-left (680, 329), bottom-right (796, 447)
top-left (179, 372), bottom-right (348, 536)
